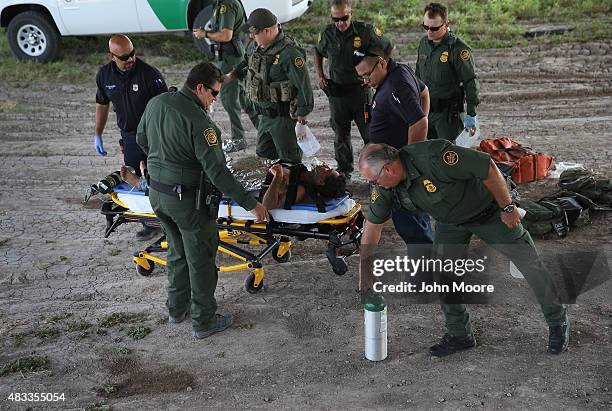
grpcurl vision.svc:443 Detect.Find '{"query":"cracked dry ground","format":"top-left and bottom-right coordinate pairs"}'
top-left (1, 40), bottom-right (611, 409)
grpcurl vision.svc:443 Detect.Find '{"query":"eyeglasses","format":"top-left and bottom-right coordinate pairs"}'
top-left (205, 85), bottom-right (220, 97)
top-left (111, 49), bottom-right (135, 61)
top-left (331, 15), bottom-right (350, 22)
top-left (359, 60), bottom-right (380, 81)
top-left (422, 23), bottom-right (444, 32)
top-left (369, 162), bottom-right (389, 187)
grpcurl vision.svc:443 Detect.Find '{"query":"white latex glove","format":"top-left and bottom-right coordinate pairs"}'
top-left (295, 122), bottom-right (308, 141)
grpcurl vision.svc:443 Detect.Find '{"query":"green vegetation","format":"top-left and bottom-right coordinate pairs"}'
top-left (35, 328), bottom-right (61, 340)
top-left (99, 312), bottom-right (148, 328)
top-left (0, 1), bottom-right (610, 84)
top-left (283, 0), bottom-right (612, 50)
top-left (84, 402), bottom-right (113, 411)
top-left (127, 325), bottom-right (151, 340)
top-left (0, 355), bottom-right (50, 376)
top-left (66, 320), bottom-right (93, 333)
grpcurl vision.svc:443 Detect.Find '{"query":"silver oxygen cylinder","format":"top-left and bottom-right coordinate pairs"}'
top-left (364, 302), bottom-right (387, 361)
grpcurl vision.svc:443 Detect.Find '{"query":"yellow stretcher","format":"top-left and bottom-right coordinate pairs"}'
top-left (100, 184), bottom-right (363, 293)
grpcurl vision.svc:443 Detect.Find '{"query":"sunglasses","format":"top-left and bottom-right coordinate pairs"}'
top-left (112, 49), bottom-right (135, 61)
top-left (422, 23), bottom-right (444, 32)
top-left (331, 15), bottom-right (350, 22)
top-left (205, 85), bottom-right (220, 97)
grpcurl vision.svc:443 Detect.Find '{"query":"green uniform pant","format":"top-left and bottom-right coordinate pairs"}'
top-left (329, 89), bottom-right (371, 174)
top-left (256, 115), bottom-right (302, 163)
top-left (219, 57), bottom-right (259, 143)
top-left (433, 210), bottom-right (566, 337)
top-left (149, 189), bottom-right (219, 332)
top-left (427, 109), bottom-right (464, 142)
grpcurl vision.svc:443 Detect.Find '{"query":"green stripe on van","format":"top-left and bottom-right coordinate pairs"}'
top-left (146, 0), bottom-right (190, 30)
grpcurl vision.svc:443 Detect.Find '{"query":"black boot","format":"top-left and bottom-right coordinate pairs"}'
top-left (548, 319), bottom-right (570, 354)
top-left (429, 333), bottom-right (476, 357)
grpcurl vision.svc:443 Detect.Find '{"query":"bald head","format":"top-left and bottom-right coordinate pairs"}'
top-left (108, 35), bottom-right (135, 71)
top-left (109, 35), bottom-right (132, 53)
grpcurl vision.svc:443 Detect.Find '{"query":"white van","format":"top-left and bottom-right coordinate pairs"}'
top-left (0, 0), bottom-right (312, 62)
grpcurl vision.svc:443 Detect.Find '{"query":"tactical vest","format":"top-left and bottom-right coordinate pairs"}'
top-left (246, 36), bottom-right (297, 104)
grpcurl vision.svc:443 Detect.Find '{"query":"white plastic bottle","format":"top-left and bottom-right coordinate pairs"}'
top-left (364, 302), bottom-right (387, 361)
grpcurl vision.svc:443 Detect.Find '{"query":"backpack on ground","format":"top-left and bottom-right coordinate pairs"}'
top-left (479, 137), bottom-right (553, 184)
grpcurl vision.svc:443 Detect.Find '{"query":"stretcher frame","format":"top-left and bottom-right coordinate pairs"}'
top-left (101, 192), bottom-right (363, 293)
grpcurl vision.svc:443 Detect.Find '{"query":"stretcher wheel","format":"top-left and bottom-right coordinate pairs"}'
top-left (136, 261), bottom-right (155, 276)
top-left (272, 246), bottom-right (291, 263)
top-left (245, 272), bottom-right (264, 294)
top-left (326, 244), bottom-right (348, 276)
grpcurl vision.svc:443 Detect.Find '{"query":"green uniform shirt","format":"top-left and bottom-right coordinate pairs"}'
top-left (136, 86), bottom-right (257, 211)
top-left (367, 140), bottom-right (493, 225)
top-left (415, 32), bottom-right (480, 115)
top-left (213, 0), bottom-right (245, 57)
top-left (254, 31), bottom-right (314, 117)
top-left (315, 21), bottom-right (393, 85)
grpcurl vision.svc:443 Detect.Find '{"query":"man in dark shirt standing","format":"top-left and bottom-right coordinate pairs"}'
top-left (94, 34), bottom-right (168, 240)
top-left (354, 49), bottom-right (433, 246)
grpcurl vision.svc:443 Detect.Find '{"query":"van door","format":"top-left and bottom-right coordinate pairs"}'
top-left (59, 0), bottom-right (141, 35)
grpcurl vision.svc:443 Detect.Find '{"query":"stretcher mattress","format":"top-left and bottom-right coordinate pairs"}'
top-left (114, 183), bottom-right (355, 224)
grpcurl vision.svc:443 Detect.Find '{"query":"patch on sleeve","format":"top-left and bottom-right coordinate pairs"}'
top-left (204, 128), bottom-right (218, 146)
top-left (219, 4), bottom-right (227, 13)
top-left (370, 187), bottom-right (380, 203)
top-left (460, 49), bottom-right (471, 61)
top-left (353, 36), bottom-right (362, 48)
top-left (423, 179), bottom-right (437, 193)
top-left (273, 54), bottom-right (280, 65)
top-left (443, 151), bottom-right (459, 166)
top-left (374, 26), bottom-right (383, 37)
top-left (294, 56), bottom-right (305, 69)
top-left (439, 51), bottom-right (448, 63)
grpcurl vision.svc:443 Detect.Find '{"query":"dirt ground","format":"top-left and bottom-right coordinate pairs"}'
top-left (1, 39), bottom-right (611, 410)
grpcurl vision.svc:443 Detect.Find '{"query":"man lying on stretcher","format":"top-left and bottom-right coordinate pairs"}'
top-left (120, 160), bottom-right (347, 212)
top-left (260, 162), bottom-right (347, 211)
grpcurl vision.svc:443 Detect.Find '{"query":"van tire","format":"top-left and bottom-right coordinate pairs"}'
top-left (7, 11), bottom-right (61, 63)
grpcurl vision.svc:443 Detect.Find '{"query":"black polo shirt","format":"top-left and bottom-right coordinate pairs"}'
top-left (95, 58), bottom-right (168, 133)
top-left (368, 59), bottom-right (425, 149)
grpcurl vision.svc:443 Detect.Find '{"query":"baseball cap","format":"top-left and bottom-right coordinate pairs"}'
top-left (241, 8), bottom-right (278, 33)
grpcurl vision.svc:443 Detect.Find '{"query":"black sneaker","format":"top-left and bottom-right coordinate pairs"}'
top-left (548, 319), bottom-right (570, 354)
top-left (192, 313), bottom-right (233, 339)
top-left (136, 225), bottom-right (161, 241)
top-left (223, 139), bottom-right (247, 154)
top-left (429, 333), bottom-right (476, 357)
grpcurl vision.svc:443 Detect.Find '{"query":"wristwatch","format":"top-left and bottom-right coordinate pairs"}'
top-left (502, 203), bottom-right (516, 213)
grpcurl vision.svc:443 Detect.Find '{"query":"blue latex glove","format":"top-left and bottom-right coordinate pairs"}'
top-left (94, 135), bottom-right (107, 156)
top-left (463, 114), bottom-right (477, 130)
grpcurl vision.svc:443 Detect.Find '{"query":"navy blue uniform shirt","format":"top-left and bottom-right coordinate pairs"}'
top-left (95, 58), bottom-right (168, 133)
top-left (368, 59), bottom-right (425, 149)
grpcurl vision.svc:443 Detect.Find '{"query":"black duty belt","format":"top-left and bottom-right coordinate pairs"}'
top-left (430, 96), bottom-right (463, 113)
top-left (461, 202), bottom-right (499, 225)
top-left (149, 179), bottom-right (197, 200)
top-left (264, 102), bottom-right (291, 118)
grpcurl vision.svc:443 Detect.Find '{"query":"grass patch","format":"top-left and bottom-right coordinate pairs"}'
top-left (0, 238), bottom-right (9, 247)
top-left (96, 383), bottom-right (118, 396)
top-left (85, 402), bottom-right (113, 411)
top-left (99, 312), bottom-right (148, 328)
top-left (108, 249), bottom-right (122, 257)
top-left (47, 312), bottom-right (73, 324)
top-left (65, 320), bottom-right (93, 333)
top-left (0, 355), bottom-right (49, 376)
top-left (127, 325), bottom-right (150, 340)
top-left (0, 99), bottom-right (22, 112)
top-left (0, 30), bottom-right (200, 84)
top-left (117, 347), bottom-right (132, 355)
top-left (283, 0), bottom-right (612, 50)
top-left (35, 328), bottom-right (61, 340)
